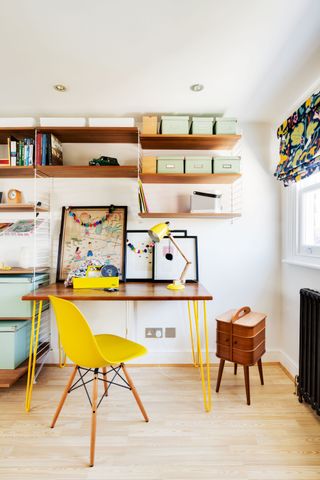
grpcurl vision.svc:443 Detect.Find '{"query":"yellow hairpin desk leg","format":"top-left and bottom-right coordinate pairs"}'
top-left (188, 300), bottom-right (212, 412)
top-left (25, 300), bottom-right (43, 412)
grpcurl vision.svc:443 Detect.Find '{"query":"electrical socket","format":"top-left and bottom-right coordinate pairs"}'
top-left (145, 327), bottom-right (163, 338)
top-left (165, 327), bottom-right (176, 338)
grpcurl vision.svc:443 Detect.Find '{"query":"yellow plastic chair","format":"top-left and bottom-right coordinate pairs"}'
top-left (49, 296), bottom-right (149, 467)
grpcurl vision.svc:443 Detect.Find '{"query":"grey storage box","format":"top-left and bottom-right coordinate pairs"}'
top-left (185, 156), bottom-right (212, 174)
top-left (0, 274), bottom-right (49, 318)
top-left (190, 117), bottom-right (214, 134)
top-left (213, 156), bottom-right (241, 174)
top-left (0, 320), bottom-right (31, 369)
top-left (157, 156), bottom-right (185, 174)
top-left (160, 116), bottom-right (189, 134)
top-left (214, 118), bottom-right (237, 135)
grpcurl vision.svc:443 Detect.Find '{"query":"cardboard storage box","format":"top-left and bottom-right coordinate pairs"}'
top-left (185, 156), bottom-right (212, 173)
top-left (157, 156), bottom-right (185, 174)
top-left (142, 116), bottom-right (158, 134)
top-left (142, 156), bottom-right (157, 174)
top-left (213, 156), bottom-right (241, 174)
top-left (0, 320), bottom-right (31, 369)
top-left (0, 274), bottom-right (49, 318)
top-left (160, 116), bottom-right (189, 134)
top-left (190, 117), bottom-right (214, 134)
top-left (214, 118), bottom-right (237, 135)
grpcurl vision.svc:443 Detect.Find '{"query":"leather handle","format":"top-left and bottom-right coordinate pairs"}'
top-left (231, 306), bottom-right (251, 323)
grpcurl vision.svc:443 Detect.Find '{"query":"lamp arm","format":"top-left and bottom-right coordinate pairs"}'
top-left (168, 234), bottom-right (192, 284)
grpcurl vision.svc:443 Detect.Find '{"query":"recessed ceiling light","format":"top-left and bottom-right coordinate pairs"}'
top-left (54, 84), bottom-right (67, 92)
top-left (190, 83), bottom-right (204, 92)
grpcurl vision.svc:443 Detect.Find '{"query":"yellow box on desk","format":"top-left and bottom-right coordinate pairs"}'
top-left (73, 277), bottom-right (119, 289)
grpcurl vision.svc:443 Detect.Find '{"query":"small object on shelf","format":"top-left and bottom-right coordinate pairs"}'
top-left (0, 320), bottom-right (32, 369)
top-left (0, 192), bottom-right (2, 203)
top-left (0, 262), bottom-right (12, 271)
top-left (40, 117), bottom-right (86, 127)
top-left (0, 158), bottom-right (10, 166)
top-left (157, 156), bottom-right (184, 173)
top-left (88, 117), bottom-right (135, 127)
top-left (89, 156), bottom-right (119, 166)
top-left (214, 117), bottom-right (238, 135)
top-left (7, 189), bottom-right (22, 204)
top-left (191, 191), bottom-right (222, 213)
top-left (185, 156), bottom-right (212, 173)
top-left (159, 116), bottom-right (189, 134)
top-left (213, 156), bottom-right (241, 174)
top-left (142, 116), bottom-right (158, 134)
top-left (72, 262), bottom-right (120, 289)
top-left (141, 156), bottom-right (156, 174)
top-left (101, 264), bottom-right (119, 277)
top-left (190, 117), bottom-right (214, 135)
top-left (0, 117), bottom-right (36, 127)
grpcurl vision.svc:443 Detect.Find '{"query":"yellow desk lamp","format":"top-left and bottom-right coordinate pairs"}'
top-left (148, 222), bottom-right (191, 290)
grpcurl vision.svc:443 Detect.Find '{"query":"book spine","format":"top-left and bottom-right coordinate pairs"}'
top-left (47, 134), bottom-right (52, 165)
top-left (29, 139), bottom-right (34, 166)
top-left (36, 133), bottom-right (41, 166)
top-left (24, 139), bottom-right (29, 166)
top-left (18, 140), bottom-right (24, 166)
top-left (10, 139), bottom-right (17, 166)
top-left (41, 134), bottom-right (47, 165)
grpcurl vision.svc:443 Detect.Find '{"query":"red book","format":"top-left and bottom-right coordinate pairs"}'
top-left (36, 133), bottom-right (42, 166)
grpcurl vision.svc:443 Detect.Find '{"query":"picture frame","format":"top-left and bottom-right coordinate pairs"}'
top-left (126, 230), bottom-right (187, 281)
top-left (56, 205), bottom-right (127, 282)
top-left (153, 236), bottom-right (199, 283)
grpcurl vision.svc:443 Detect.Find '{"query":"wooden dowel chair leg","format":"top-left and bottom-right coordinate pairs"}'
top-left (102, 367), bottom-right (108, 396)
top-left (50, 365), bottom-right (78, 429)
top-left (121, 364), bottom-right (149, 422)
top-left (243, 365), bottom-right (251, 405)
top-left (234, 363), bottom-right (237, 375)
top-left (89, 369), bottom-right (99, 467)
top-left (216, 359), bottom-right (225, 393)
top-left (257, 358), bottom-right (264, 385)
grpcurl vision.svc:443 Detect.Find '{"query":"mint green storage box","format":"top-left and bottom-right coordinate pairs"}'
top-left (190, 117), bottom-right (214, 135)
top-left (160, 116), bottom-right (189, 134)
top-left (214, 118), bottom-right (237, 134)
top-left (0, 320), bottom-right (31, 369)
top-left (0, 274), bottom-right (49, 318)
top-left (213, 156), bottom-right (241, 174)
top-left (157, 156), bottom-right (185, 174)
top-left (185, 156), bottom-right (212, 173)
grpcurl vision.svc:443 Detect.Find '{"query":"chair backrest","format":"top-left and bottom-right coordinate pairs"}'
top-left (49, 296), bottom-right (108, 368)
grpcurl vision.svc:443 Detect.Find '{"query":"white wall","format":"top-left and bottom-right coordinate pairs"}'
top-left (0, 123), bottom-right (282, 364)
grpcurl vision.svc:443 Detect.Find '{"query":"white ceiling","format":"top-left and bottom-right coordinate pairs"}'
top-left (0, 0), bottom-right (319, 123)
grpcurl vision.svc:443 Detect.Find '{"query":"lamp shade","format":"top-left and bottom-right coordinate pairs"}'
top-left (148, 222), bottom-right (170, 243)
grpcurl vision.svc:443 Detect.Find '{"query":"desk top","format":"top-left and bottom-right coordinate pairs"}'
top-left (22, 282), bottom-right (213, 302)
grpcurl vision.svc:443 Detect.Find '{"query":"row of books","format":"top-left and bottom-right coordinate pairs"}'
top-left (6, 133), bottom-right (63, 166)
top-left (138, 179), bottom-right (149, 213)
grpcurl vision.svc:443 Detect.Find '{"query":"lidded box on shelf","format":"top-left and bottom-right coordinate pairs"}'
top-left (213, 156), bottom-right (241, 174)
top-left (141, 156), bottom-right (157, 174)
top-left (142, 116), bottom-right (158, 134)
top-left (190, 191), bottom-right (222, 213)
top-left (0, 320), bottom-right (31, 369)
top-left (159, 116), bottom-right (189, 134)
top-left (185, 156), bottom-right (212, 174)
top-left (157, 156), bottom-right (184, 174)
top-left (190, 117), bottom-right (214, 135)
top-left (214, 117), bottom-right (237, 135)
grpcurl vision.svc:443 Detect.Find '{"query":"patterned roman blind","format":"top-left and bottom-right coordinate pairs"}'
top-left (274, 90), bottom-right (320, 186)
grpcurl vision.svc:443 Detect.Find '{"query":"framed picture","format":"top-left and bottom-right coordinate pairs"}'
top-left (153, 236), bottom-right (198, 283)
top-left (57, 205), bottom-right (127, 282)
top-left (126, 230), bottom-right (187, 281)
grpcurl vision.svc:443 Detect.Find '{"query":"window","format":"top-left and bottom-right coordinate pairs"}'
top-left (284, 171), bottom-right (320, 269)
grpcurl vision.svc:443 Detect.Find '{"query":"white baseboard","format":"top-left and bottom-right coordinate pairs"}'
top-left (277, 350), bottom-right (298, 377)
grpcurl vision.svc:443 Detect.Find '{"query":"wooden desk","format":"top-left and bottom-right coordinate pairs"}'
top-left (22, 282), bottom-right (213, 412)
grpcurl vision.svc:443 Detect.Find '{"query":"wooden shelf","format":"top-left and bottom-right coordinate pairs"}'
top-left (0, 267), bottom-right (49, 275)
top-left (0, 127), bottom-right (138, 144)
top-left (140, 173), bottom-right (241, 184)
top-left (0, 203), bottom-right (48, 212)
top-left (0, 166), bottom-right (34, 178)
top-left (37, 165), bottom-right (137, 178)
top-left (140, 134), bottom-right (241, 150)
top-left (138, 212), bottom-right (241, 219)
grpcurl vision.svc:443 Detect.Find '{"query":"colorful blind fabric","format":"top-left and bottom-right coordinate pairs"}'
top-left (274, 91), bottom-right (320, 186)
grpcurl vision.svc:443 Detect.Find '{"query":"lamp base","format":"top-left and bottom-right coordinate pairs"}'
top-left (167, 282), bottom-right (185, 291)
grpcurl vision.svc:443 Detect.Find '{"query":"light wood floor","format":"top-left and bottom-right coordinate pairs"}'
top-left (0, 364), bottom-right (319, 479)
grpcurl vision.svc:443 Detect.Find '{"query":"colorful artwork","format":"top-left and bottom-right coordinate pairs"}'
top-left (57, 206), bottom-right (127, 281)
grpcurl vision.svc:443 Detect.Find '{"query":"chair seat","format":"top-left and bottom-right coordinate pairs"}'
top-left (94, 334), bottom-right (147, 365)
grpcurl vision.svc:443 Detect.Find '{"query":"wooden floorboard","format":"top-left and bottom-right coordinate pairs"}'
top-left (0, 365), bottom-right (319, 479)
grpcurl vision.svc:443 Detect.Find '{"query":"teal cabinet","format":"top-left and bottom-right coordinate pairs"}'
top-left (0, 320), bottom-right (31, 369)
top-left (0, 274), bottom-right (49, 318)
